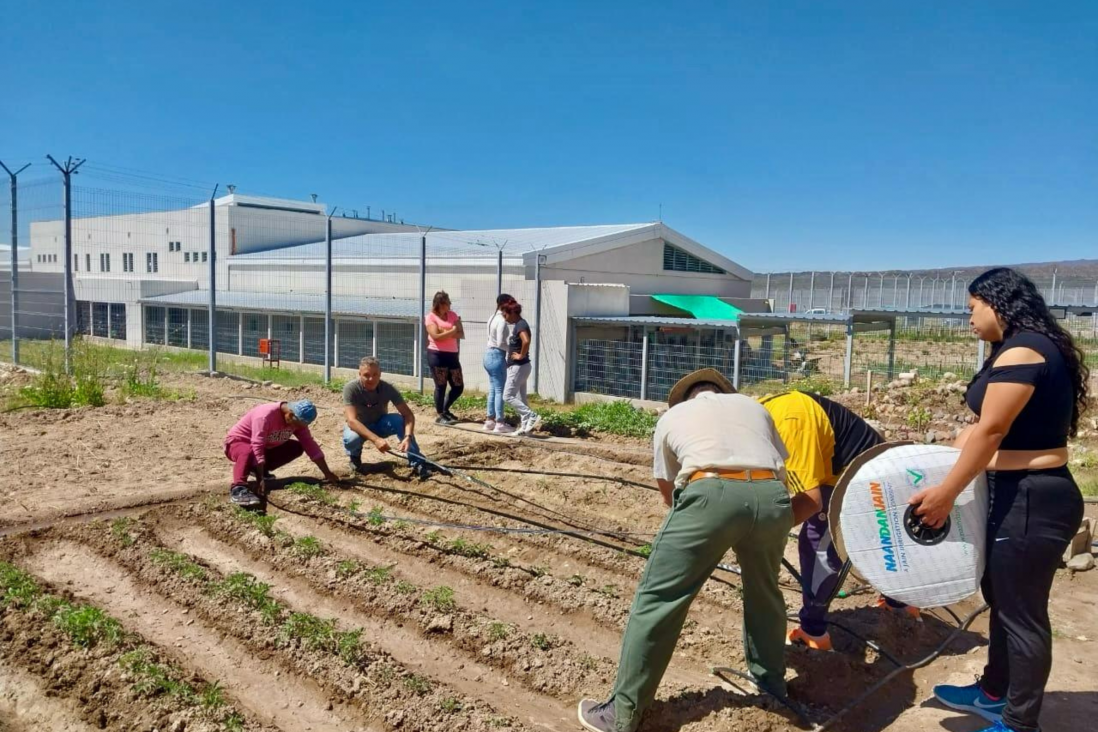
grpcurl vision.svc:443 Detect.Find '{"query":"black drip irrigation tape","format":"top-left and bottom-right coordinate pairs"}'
top-left (444, 464), bottom-right (656, 492)
top-left (435, 420), bottom-right (648, 466)
top-left (264, 461), bottom-right (992, 729)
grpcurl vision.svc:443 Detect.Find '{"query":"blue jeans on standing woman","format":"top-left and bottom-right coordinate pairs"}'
top-left (483, 348), bottom-right (507, 421)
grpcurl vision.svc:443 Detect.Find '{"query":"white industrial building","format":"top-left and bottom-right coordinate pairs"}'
top-left (24, 194), bottom-right (757, 401)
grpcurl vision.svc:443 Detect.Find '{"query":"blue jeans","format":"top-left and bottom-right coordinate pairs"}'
top-left (343, 414), bottom-right (424, 468)
top-left (483, 348), bottom-right (507, 420)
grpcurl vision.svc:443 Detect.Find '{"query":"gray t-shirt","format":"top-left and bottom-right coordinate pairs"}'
top-left (343, 378), bottom-right (405, 427)
top-left (653, 392), bottom-right (788, 489)
top-left (507, 318), bottom-right (531, 366)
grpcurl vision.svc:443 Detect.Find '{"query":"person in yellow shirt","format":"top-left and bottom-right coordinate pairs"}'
top-left (761, 390), bottom-right (919, 651)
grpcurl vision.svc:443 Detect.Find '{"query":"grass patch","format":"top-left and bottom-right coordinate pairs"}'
top-left (0, 563), bottom-right (42, 608)
top-left (53, 603), bottom-right (124, 647)
top-left (110, 517), bottom-right (136, 546)
top-left (150, 548), bottom-right (207, 582)
top-left (230, 506), bottom-right (280, 537)
top-left (541, 400), bottom-right (658, 438)
top-left (531, 633), bottom-right (551, 651)
top-left (394, 580), bottom-right (417, 595)
top-left (279, 612), bottom-right (337, 652)
top-left (366, 506), bottom-right (385, 526)
top-left (421, 586), bottom-right (456, 613)
top-left (292, 535), bottom-right (326, 559)
top-left (487, 622), bottom-right (510, 641)
top-left (363, 564), bottom-right (395, 585)
top-left (336, 628), bottom-right (365, 665)
top-left (120, 648), bottom-right (196, 701)
top-left (287, 481), bottom-right (337, 506)
top-left (635, 544), bottom-right (652, 558)
top-left (403, 674), bottom-right (432, 696)
top-left (568, 574), bottom-right (585, 587)
top-left (222, 712), bottom-right (246, 732)
top-left (336, 559), bottom-right (361, 578)
top-left (447, 537), bottom-right (492, 559)
top-left (440, 697), bottom-right (463, 714)
top-left (213, 572), bottom-right (280, 624)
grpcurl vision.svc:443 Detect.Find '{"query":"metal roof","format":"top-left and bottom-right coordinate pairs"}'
top-left (573, 315), bottom-right (741, 329)
top-left (231, 223), bottom-right (656, 260)
top-left (141, 290), bottom-right (421, 319)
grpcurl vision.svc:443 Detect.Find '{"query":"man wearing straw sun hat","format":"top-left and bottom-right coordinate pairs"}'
top-left (578, 368), bottom-right (794, 732)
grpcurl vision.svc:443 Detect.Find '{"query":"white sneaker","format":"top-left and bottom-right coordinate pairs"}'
top-left (483, 419), bottom-right (496, 432)
top-left (493, 422), bottom-right (515, 434)
top-left (524, 413), bottom-right (541, 434)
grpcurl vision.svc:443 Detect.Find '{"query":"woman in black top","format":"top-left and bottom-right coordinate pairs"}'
top-left (910, 268), bottom-right (1089, 732)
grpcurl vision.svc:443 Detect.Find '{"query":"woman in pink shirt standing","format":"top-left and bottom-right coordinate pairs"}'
top-left (424, 290), bottom-right (465, 425)
top-left (223, 399), bottom-right (340, 509)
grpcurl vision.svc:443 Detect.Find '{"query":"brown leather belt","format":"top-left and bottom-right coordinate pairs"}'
top-left (688, 468), bottom-right (778, 484)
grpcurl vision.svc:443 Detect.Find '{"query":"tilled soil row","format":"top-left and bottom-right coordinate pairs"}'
top-left (0, 552), bottom-right (272, 732)
top-left (270, 485), bottom-right (756, 657)
top-left (184, 501), bottom-right (659, 700)
top-left (64, 518), bottom-right (538, 732)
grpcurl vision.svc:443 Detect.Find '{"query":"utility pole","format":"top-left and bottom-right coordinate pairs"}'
top-left (324, 206), bottom-right (338, 384)
top-left (0, 160), bottom-right (30, 364)
top-left (207, 184), bottom-right (219, 375)
top-left (846, 272), bottom-right (855, 311)
top-left (828, 272), bottom-right (835, 313)
top-left (46, 155), bottom-right (85, 374)
top-left (765, 272), bottom-right (771, 300)
top-left (787, 272), bottom-right (795, 312)
top-left (807, 271), bottom-right (815, 311)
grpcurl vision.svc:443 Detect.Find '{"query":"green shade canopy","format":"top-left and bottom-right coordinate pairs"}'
top-left (651, 294), bottom-right (743, 320)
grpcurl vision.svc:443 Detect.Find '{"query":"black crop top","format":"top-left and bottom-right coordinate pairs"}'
top-left (964, 331), bottom-right (1074, 450)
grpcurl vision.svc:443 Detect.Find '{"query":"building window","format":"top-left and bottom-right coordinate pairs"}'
top-left (74, 255), bottom-right (79, 271)
top-left (662, 242), bottom-right (725, 274)
top-left (86, 254), bottom-right (91, 272)
top-left (201, 251), bottom-right (208, 263)
top-left (100, 253), bottom-right (111, 272)
top-left (147, 252), bottom-right (159, 273)
top-left (184, 252), bottom-right (190, 263)
top-left (123, 253), bottom-right (135, 272)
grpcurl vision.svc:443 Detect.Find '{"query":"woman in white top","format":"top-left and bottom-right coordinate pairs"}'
top-left (483, 293), bottom-right (515, 433)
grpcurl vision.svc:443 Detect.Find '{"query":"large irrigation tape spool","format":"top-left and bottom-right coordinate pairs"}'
top-left (829, 443), bottom-right (989, 609)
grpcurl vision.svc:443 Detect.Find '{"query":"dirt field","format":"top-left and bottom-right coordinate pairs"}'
top-left (1, 373), bottom-right (1096, 732)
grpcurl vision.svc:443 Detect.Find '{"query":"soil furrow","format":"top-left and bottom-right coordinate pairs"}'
top-left (267, 505), bottom-right (623, 658)
top-left (159, 522), bottom-right (578, 731)
top-left (23, 540), bottom-right (375, 732)
top-left (0, 661), bottom-right (95, 732)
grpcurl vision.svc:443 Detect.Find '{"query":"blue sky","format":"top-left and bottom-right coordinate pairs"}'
top-left (2, 1), bottom-right (1095, 271)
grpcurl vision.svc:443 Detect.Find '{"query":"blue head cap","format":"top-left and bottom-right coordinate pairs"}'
top-left (288, 399), bottom-right (317, 425)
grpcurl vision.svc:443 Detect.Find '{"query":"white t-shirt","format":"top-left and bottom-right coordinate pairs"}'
top-left (653, 392), bottom-right (789, 489)
top-left (486, 311), bottom-right (509, 350)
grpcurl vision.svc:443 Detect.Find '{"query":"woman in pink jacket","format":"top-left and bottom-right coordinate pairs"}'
top-left (224, 399), bottom-right (340, 509)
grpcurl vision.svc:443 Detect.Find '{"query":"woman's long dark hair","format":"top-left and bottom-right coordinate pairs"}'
top-left (969, 267), bottom-right (1090, 435)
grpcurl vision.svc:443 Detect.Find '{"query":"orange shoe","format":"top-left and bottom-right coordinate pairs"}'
top-left (786, 627), bottom-right (833, 651)
top-left (876, 596), bottom-right (922, 621)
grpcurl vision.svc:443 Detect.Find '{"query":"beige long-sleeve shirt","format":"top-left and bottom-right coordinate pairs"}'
top-left (653, 392), bottom-right (789, 489)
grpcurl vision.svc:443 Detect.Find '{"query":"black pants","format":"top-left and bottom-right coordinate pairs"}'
top-left (427, 350), bottom-right (464, 415)
top-left (981, 466), bottom-right (1082, 732)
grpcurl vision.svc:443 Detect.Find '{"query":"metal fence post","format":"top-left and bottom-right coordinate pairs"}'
top-left (765, 273), bottom-right (771, 300)
top-left (639, 327), bottom-right (649, 401)
top-left (324, 209), bottom-right (335, 384)
top-left (417, 232), bottom-right (426, 393)
top-left (887, 319), bottom-right (896, 381)
top-left (0, 161), bottom-right (29, 364)
top-left (808, 271), bottom-right (815, 310)
top-left (843, 319), bottom-right (854, 388)
top-left (732, 332), bottom-right (742, 390)
top-left (207, 185), bottom-right (218, 374)
top-left (496, 246), bottom-right (503, 299)
top-left (905, 275), bottom-right (912, 310)
top-left (787, 272), bottom-right (794, 312)
top-left (828, 272), bottom-right (835, 313)
top-left (46, 155), bottom-right (85, 375)
top-left (533, 252), bottom-right (544, 393)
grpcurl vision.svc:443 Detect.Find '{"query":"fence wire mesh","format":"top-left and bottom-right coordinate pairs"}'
top-left (4, 162), bottom-right (1096, 408)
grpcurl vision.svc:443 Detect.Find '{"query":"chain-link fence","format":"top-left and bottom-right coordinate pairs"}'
top-left (754, 270), bottom-right (1098, 315)
top-left (0, 161), bottom-right (559, 406)
top-left (4, 159), bottom-right (1096, 406)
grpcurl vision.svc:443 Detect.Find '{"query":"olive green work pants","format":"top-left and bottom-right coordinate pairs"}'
top-left (610, 476), bottom-right (793, 732)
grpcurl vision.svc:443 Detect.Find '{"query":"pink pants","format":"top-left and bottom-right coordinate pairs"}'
top-left (225, 440), bottom-right (305, 487)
